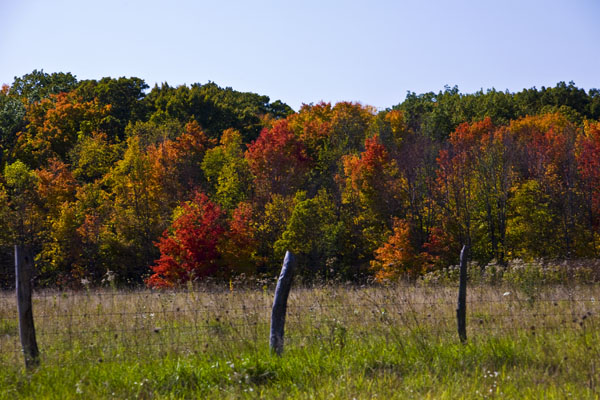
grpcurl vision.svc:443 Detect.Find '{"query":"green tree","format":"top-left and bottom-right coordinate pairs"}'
top-left (70, 132), bottom-right (120, 183)
top-left (506, 180), bottom-right (560, 259)
top-left (274, 190), bottom-right (342, 278)
top-left (2, 160), bottom-right (43, 271)
top-left (253, 194), bottom-right (295, 272)
top-left (10, 69), bottom-right (78, 103)
top-left (145, 82), bottom-right (293, 142)
top-left (0, 85), bottom-right (26, 166)
top-left (201, 129), bottom-right (252, 211)
top-left (77, 76), bottom-right (149, 140)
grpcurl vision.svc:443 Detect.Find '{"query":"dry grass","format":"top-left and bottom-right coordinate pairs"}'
top-left (1, 283), bottom-right (598, 365)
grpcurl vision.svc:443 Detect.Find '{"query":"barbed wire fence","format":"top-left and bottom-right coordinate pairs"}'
top-left (2, 249), bottom-right (600, 368)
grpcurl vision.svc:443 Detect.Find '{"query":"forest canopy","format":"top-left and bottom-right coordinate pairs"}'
top-left (1, 69), bottom-right (599, 288)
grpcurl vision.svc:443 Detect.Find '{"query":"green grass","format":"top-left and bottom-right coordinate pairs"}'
top-left (1, 284), bottom-right (600, 398)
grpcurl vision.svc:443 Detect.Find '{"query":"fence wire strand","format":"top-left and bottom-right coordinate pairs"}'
top-left (2, 284), bottom-right (600, 366)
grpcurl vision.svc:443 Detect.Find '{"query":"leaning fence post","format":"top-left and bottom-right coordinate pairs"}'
top-left (456, 244), bottom-right (468, 344)
top-left (270, 251), bottom-right (297, 355)
top-left (15, 244), bottom-right (39, 368)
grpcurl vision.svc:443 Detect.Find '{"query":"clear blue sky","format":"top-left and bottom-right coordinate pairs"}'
top-left (1, 0), bottom-right (599, 111)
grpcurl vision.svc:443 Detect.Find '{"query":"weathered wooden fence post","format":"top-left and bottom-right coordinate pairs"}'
top-left (270, 251), bottom-right (297, 355)
top-left (15, 244), bottom-right (39, 368)
top-left (456, 244), bottom-right (468, 344)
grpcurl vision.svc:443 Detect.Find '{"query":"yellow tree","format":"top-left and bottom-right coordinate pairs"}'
top-left (104, 136), bottom-right (168, 281)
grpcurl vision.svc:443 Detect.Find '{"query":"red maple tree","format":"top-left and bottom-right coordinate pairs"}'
top-left (146, 191), bottom-right (225, 288)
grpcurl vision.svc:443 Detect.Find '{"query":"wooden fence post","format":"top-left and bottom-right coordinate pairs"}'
top-left (457, 244), bottom-right (468, 344)
top-left (270, 251), bottom-right (297, 355)
top-left (15, 244), bottom-right (39, 368)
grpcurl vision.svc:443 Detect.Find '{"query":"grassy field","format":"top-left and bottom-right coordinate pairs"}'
top-left (1, 283), bottom-right (600, 399)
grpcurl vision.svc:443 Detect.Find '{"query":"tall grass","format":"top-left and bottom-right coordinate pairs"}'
top-left (1, 283), bottom-right (600, 398)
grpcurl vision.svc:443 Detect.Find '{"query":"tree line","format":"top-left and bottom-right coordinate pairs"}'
top-left (0, 70), bottom-right (599, 287)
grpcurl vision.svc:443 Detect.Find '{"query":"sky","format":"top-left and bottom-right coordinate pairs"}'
top-left (1, 0), bottom-right (599, 111)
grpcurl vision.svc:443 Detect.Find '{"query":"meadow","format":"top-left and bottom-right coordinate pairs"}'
top-left (1, 279), bottom-right (600, 399)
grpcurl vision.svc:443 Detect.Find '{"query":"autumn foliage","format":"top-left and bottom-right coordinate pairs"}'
top-left (1, 71), bottom-right (600, 288)
top-left (147, 192), bottom-right (225, 287)
top-left (370, 218), bottom-right (428, 281)
top-left (245, 119), bottom-right (310, 200)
